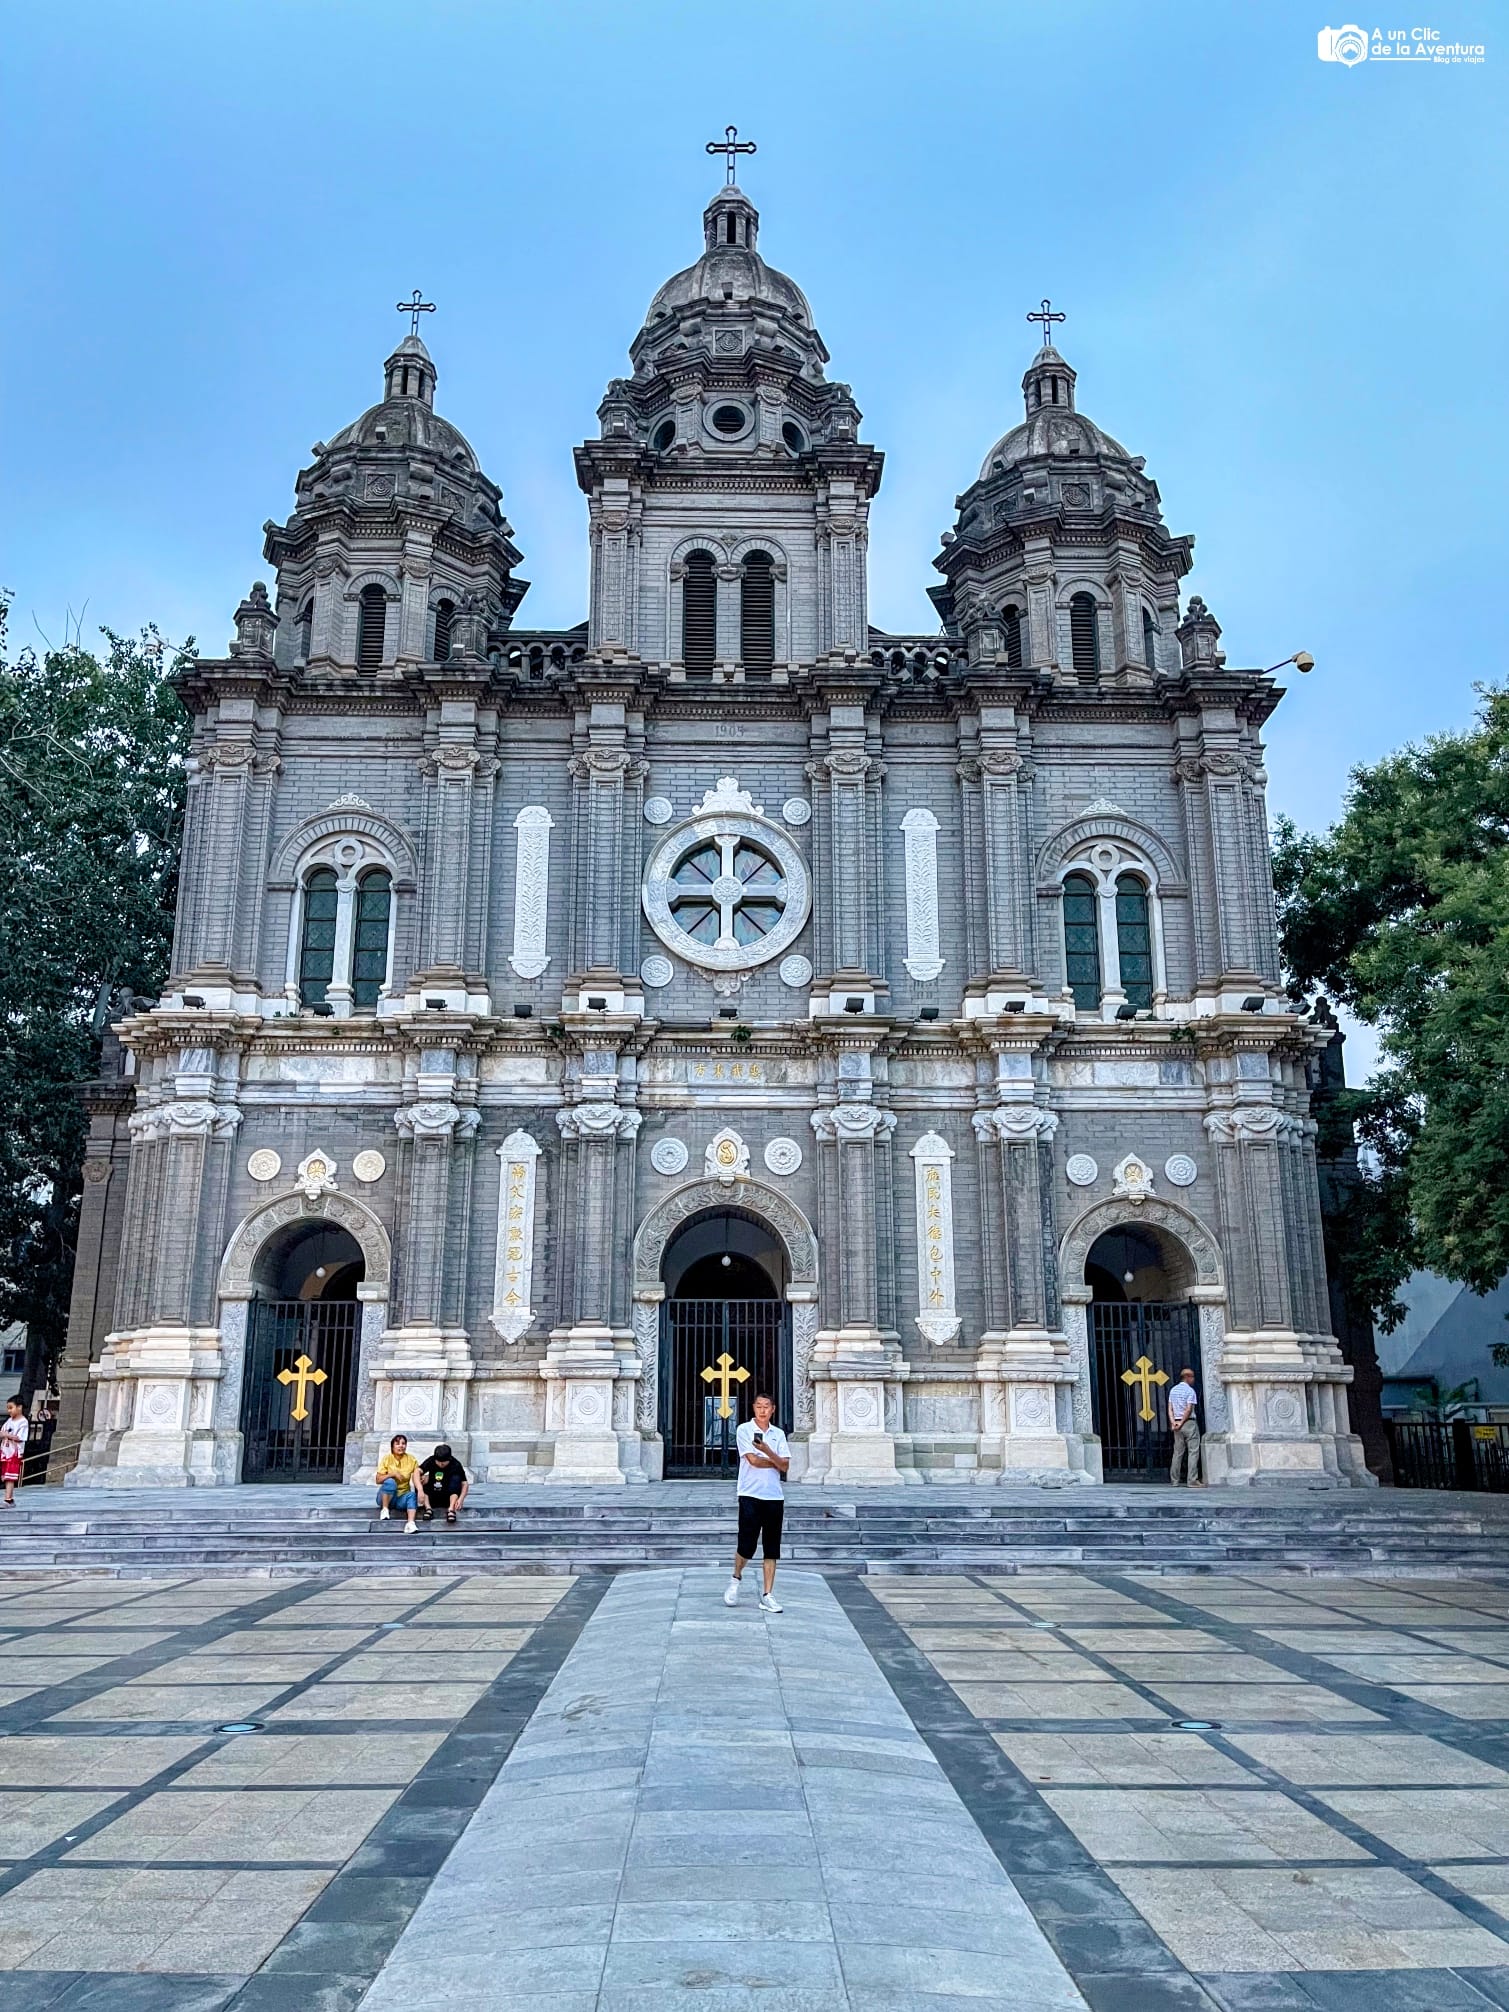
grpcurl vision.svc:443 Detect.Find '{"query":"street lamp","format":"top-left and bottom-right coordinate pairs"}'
top-left (1264, 650), bottom-right (1314, 675)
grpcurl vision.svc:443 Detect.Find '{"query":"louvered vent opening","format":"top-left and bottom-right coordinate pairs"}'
top-left (741, 553), bottom-right (775, 674)
top-left (356, 586), bottom-right (386, 670)
top-left (1002, 605), bottom-right (1023, 670)
top-left (683, 552), bottom-right (717, 676)
top-left (1069, 593), bottom-right (1100, 678)
top-left (296, 602), bottom-right (313, 662)
top-left (433, 599), bottom-right (455, 662)
top-left (1142, 607), bottom-right (1158, 670)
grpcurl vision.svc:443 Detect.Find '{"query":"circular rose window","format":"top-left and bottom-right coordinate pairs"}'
top-left (643, 809), bottom-right (810, 974)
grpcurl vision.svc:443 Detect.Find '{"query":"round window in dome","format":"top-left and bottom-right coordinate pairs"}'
top-left (710, 403), bottom-right (749, 437)
top-left (651, 419), bottom-right (676, 452)
top-left (782, 421), bottom-right (806, 454)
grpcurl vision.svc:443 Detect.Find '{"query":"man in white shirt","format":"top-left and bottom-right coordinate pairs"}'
top-left (1168, 1368), bottom-right (1202, 1486)
top-left (724, 1392), bottom-right (790, 1613)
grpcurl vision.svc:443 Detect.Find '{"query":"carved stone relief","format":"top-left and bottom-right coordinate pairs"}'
top-left (508, 806), bottom-right (554, 979)
top-left (909, 1131), bottom-right (961, 1345)
top-left (900, 807), bottom-right (945, 981)
top-left (490, 1130), bottom-right (541, 1343)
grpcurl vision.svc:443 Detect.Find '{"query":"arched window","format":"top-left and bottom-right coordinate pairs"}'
top-left (1062, 872), bottom-right (1101, 1010)
top-left (295, 600), bottom-right (313, 662)
top-left (351, 869), bottom-right (392, 1009)
top-left (432, 599), bottom-right (455, 663)
top-left (1115, 874), bottom-right (1154, 1011)
top-left (1069, 593), bottom-right (1100, 677)
top-left (682, 550), bottom-right (717, 676)
top-left (356, 584), bottom-right (386, 670)
top-left (1141, 606), bottom-right (1158, 670)
top-left (298, 868), bottom-right (339, 1007)
top-left (1002, 604), bottom-right (1024, 670)
top-left (740, 552), bottom-right (775, 673)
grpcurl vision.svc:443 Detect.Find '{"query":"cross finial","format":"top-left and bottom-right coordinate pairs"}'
top-left (396, 288), bottom-right (436, 338)
top-left (706, 124), bottom-right (757, 186)
top-left (1027, 297), bottom-right (1066, 349)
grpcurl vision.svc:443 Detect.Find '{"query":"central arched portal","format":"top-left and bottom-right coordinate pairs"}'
top-left (238, 1218), bottom-right (364, 1483)
top-left (660, 1208), bottom-right (791, 1477)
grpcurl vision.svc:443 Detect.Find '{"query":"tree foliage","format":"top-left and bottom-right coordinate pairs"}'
top-left (0, 599), bottom-right (189, 1402)
top-left (1273, 685), bottom-right (1509, 1326)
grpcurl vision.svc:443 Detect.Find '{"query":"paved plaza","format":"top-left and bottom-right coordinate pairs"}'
top-left (7, 1566), bottom-right (1509, 2007)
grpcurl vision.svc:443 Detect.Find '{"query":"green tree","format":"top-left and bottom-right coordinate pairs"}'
top-left (0, 599), bottom-right (190, 1405)
top-left (1273, 684), bottom-right (1509, 1331)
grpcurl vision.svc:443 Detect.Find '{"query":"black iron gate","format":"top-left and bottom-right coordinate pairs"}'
top-left (240, 1299), bottom-right (360, 1482)
top-left (661, 1300), bottom-right (789, 1477)
top-left (1089, 1301), bottom-right (1202, 1480)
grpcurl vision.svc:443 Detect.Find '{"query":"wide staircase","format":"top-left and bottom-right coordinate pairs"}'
top-left (7, 1484), bottom-right (1509, 1576)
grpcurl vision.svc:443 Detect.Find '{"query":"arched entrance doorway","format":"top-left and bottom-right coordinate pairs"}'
top-left (238, 1219), bottom-right (364, 1482)
top-left (660, 1209), bottom-right (789, 1477)
top-left (1084, 1221), bottom-right (1203, 1481)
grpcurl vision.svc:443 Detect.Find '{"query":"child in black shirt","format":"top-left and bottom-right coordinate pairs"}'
top-left (418, 1444), bottom-right (470, 1524)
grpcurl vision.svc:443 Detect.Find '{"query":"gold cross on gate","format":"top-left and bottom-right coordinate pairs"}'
top-left (1120, 1354), bottom-right (1168, 1424)
top-left (701, 1352), bottom-right (750, 1421)
top-left (277, 1354), bottom-right (327, 1423)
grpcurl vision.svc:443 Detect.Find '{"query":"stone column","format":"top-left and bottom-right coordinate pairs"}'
top-left (545, 1100), bottom-right (646, 1483)
top-left (804, 1100), bottom-right (909, 1485)
top-left (1204, 1104), bottom-right (1369, 1486)
top-left (364, 1087), bottom-right (480, 1470)
top-left (807, 740), bottom-right (884, 989)
top-left (71, 1086), bottom-right (243, 1488)
top-left (566, 732), bottom-right (646, 1005)
top-left (417, 744), bottom-right (494, 985)
top-left (972, 1104), bottom-right (1083, 1480)
top-left (53, 1073), bottom-right (134, 1476)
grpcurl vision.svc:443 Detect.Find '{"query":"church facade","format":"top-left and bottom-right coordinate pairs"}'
top-left (62, 164), bottom-right (1372, 1490)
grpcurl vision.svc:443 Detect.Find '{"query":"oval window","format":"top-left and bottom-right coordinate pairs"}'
top-left (651, 418), bottom-right (676, 452)
top-left (782, 421), bottom-right (806, 453)
top-left (710, 404), bottom-right (747, 436)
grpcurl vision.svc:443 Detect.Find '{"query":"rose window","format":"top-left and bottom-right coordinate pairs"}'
top-left (642, 792), bottom-right (811, 974)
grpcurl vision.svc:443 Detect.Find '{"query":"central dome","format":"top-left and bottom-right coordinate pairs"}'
top-left (632, 185), bottom-right (826, 373)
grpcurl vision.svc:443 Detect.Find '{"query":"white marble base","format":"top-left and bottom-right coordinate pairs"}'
top-left (69, 1324), bottom-right (238, 1487)
top-left (539, 1325), bottom-right (647, 1484)
top-left (801, 1328), bottom-right (911, 1486)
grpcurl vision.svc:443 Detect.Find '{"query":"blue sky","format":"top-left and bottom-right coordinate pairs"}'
top-left (5, 0), bottom-right (1502, 860)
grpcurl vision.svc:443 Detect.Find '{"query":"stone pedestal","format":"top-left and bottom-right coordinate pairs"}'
top-left (1205, 1328), bottom-right (1374, 1488)
top-left (540, 1325), bottom-right (646, 1484)
top-left (69, 1325), bottom-right (238, 1487)
top-left (802, 1327), bottom-right (910, 1485)
top-left (353, 1325), bottom-right (476, 1479)
top-left (976, 1330), bottom-right (1093, 1483)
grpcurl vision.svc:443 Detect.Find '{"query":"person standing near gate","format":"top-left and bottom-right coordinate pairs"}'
top-left (724, 1392), bottom-right (789, 1613)
top-left (1168, 1368), bottom-right (1202, 1486)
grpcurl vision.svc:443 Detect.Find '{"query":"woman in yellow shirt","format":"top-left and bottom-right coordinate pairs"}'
top-left (374, 1434), bottom-right (420, 1533)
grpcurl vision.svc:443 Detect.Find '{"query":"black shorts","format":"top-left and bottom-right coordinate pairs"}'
top-left (737, 1496), bottom-right (784, 1562)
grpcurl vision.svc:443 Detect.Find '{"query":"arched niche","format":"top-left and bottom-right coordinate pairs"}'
top-left (632, 1177), bottom-right (818, 1302)
top-left (219, 1189), bottom-right (392, 1303)
top-left (1058, 1195), bottom-right (1223, 1308)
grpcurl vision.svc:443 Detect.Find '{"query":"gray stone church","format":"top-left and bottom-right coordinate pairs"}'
top-left (61, 159), bottom-right (1371, 1490)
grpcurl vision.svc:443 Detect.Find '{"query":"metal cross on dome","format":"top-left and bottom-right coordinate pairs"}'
top-left (1027, 298), bottom-right (1066, 348)
top-left (706, 125), bottom-right (757, 185)
top-left (396, 289), bottom-right (436, 337)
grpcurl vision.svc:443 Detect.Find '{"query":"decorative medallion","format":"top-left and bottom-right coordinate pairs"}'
top-left (294, 1150), bottom-right (337, 1202)
top-left (642, 778), bottom-right (810, 975)
top-left (778, 954), bottom-right (813, 988)
top-left (640, 954), bottom-right (675, 989)
top-left (351, 1150), bottom-right (386, 1184)
top-left (705, 1127), bottom-right (751, 1184)
top-left (650, 1137), bottom-right (689, 1176)
top-left (643, 796), bottom-right (674, 825)
top-left (246, 1149), bottom-right (282, 1183)
top-left (763, 1137), bottom-right (803, 1177)
top-left (1164, 1153), bottom-right (1198, 1188)
top-left (782, 798), bottom-right (812, 826)
top-left (1112, 1154), bottom-right (1156, 1203)
top-left (1065, 1154), bottom-right (1099, 1188)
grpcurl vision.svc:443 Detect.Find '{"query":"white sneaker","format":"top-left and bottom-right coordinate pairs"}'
top-left (723, 1578), bottom-right (741, 1606)
top-left (404, 1519), bottom-right (417, 1534)
top-left (759, 1593), bottom-right (783, 1614)
top-left (378, 1505), bottom-right (390, 1521)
